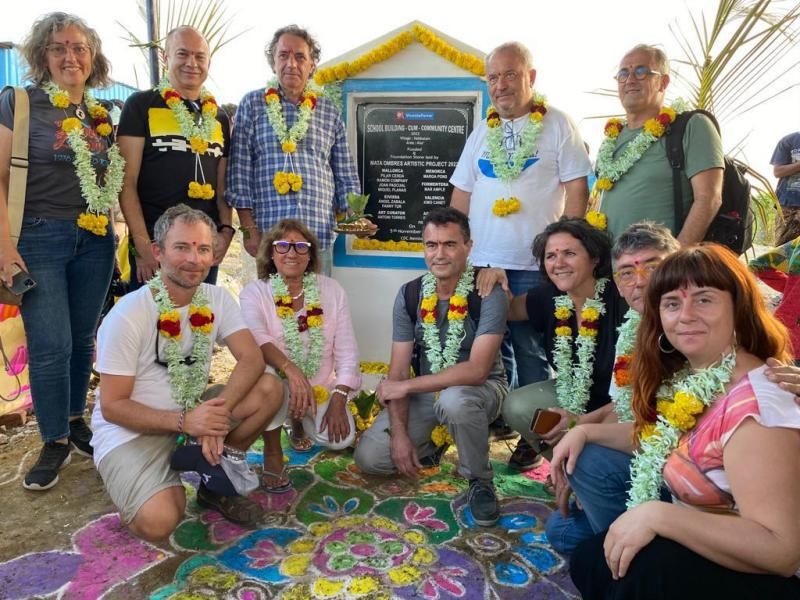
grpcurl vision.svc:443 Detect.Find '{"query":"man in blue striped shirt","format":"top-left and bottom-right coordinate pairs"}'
top-left (226, 25), bottom-right (360, 273)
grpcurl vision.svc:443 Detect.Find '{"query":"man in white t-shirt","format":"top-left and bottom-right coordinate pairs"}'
top-left (92, 205), bottom-right (283, 542)
top-left (450, 41), bottom-right (591, 466)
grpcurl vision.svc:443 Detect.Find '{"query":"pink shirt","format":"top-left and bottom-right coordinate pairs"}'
top-left (239, 274), bottom-right (361, 391)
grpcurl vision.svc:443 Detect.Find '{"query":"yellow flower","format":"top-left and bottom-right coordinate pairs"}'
top-left (190, 137), bottom-right (209, 154)
top-left (349, 403), bottom-right (359, 416)
top-left (282, 140), bottom-right (297, 153)
top-left (660, 106), bottom-right (677, 121)
top-left (605, 118), bottom-right (624, 138)
top-left (52, 92), bottom-right (70, 108)
top-left (76, 212), bottom-right (109, 236)
top-left (388, 565), bottom-right (422, 585)
top-left (430, 424), bottom-right (453, 447)
top-left (487, 117), bottom-right (501, 129)
top-left (313, 578), bottom-right (344, 598)
top-left (555, 325), bottom-right (572, 337)
top-left (88, 104), bottom-right (107, 119)
top-left (277, 306), bottom-right (294, 319)
top-left (530, 111), bottom-right (543, 122)
top-left (313, 385), bottom-right (329, 405)
top-left (202, 102), bottom-right (218, 117)
top-left (450, 295), bottom-right (467, 308)
top-left (668, 410), bottom-right (697, 431)
top-left (62, 117), bottom-right (83, 133)
top-left (643, 118), bottom-right (665, 137)
top-left (200, 183), bottom-right (215, 200)
top-left (581, 307), bottom-right (600, 321)
top-left (421, 295), bottom-right (437, 311)
top-left (586, 210), bottom-right (607, 231)
top-left (307, 315), bottom-right (322, 328)
top-left (554, 306), bottom-right (571, 320)
top-left (166, 96), bottom-right (181, 108)
top-left (265, 93), bottom-right (280, 104)
top-left (288, 173), bottom-right (303, 192)
top-left (348, 575), bottom-right (380, 596)
top-left (578, 326), bottom-right (599, 337)
top-left (673, 391), bottom-right (704, 415)
top-left (411, 547), bottom-right (436, 565)
top-left (280, 554), bottom-right (311, 577)
top-left (640, 422), bottom-right (658, 441)
top-left (96, 122), bottom-right (112, 137)
top-left (596, 178), bottom-right (614, 191)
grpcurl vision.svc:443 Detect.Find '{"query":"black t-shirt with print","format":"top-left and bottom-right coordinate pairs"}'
top-left (118, 89), bottom-right (230, 236)
top-left (525, 279), bottom-right (628, 413)
top-left (0, 86), bottom-right (111, 221)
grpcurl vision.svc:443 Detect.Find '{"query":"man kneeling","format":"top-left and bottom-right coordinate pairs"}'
top-left (92, 205), bottom-right (283, 541)
top-left (354, 207), bottom-right (508, 526)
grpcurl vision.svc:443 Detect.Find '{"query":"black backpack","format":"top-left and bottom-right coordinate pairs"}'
top-left (403, 270), bottom-right (482, 375)
top-left (666, 109), bottom-right (753, 254)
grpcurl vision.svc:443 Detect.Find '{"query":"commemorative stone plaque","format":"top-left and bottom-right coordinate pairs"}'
top-left (356, 103), bottom-right (473, 242)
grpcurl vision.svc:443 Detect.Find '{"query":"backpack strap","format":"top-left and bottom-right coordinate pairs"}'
top-left (666, 109), bottom-right (720, 233)
top-left (6, 86), bottom-right (30, 247)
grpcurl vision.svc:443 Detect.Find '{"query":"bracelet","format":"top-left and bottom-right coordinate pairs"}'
top-left (217, 224), bottom-right (236, 234)
top-left (279, 359), bottom-right (292, 372)
top-left (176, 409), bottom-right (186, 434)
top-left (331, 388), bottom-right (349, 400)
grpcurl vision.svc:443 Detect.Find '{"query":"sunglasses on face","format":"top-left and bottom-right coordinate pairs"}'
top-left (614, 65), bottom-right (663, 82)
top-left (272, 240), bottom-right (311, 255)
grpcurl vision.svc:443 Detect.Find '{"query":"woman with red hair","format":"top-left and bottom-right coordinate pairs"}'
top-left (569, 244), bottom-right (800, 599)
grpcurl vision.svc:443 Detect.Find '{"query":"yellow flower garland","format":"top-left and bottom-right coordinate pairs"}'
top-left (314, 24), bottom-right (484, 85)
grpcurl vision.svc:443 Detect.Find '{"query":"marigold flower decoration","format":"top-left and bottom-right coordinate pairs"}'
top-left (189, 305), bottom-right (215, 334)
top-left (492, 197), bottom-right (521, 217)
top-left (420, 294), bottom-right (438, 324)
top-left (586, 210), bottom-right (607, 231)
top-left (446, 294), bottom-right (468, 321)
top-left (275, 294), bottom-right (295, 320)
top-left (430, 424), bottom-right (453, 447)
top-left (264, 84), bottom-right (317, 195)
top-left (579, 306), bottom-right (601, 337)
top-left (77, 213), bottom-right (109, 236)
top-left (554, 306), bottom-right (572, 337)
top-left (613, 355), bottom-right (632, 387)
top-left (158, 310), bottom-right (182, 339)
top-left (313, 385), bottom-right (329, 405)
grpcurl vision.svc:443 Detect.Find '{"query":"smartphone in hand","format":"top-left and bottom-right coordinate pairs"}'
top-left (530, 408), bottom-right (561, 434)
top-left (3, 265), bottom-right (36, 295)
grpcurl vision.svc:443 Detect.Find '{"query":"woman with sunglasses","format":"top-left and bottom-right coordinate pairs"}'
top-left (240, 219), bottom-right (360, 492)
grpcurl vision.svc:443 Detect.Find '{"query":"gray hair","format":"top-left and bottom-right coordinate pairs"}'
top-left (625, 44), bottom-right (670, 75)
top-left (154, 204), bottom-right (216, 249)
top-left (612, 221), bottom-right (680, 263)
top-left (21, 12), bottom-right (111, 88)
top-left (486, 41), bottom-right (534, 71)
top-left (265, 25), bottom-right (321, 70)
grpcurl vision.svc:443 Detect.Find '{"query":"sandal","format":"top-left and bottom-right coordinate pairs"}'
top-left (261, 467), bottom-right (292, 494)
top-left (196, 484), bottom-right (262, 526)
top-left (508, 438), bottom-right (544, 471)
top-left (286, 422), bottom-right (314, 453)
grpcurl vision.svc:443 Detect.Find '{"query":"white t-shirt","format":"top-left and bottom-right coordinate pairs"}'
top-left (450, 105), bottom-right (591, 270)
top-left (91, 283), bottom-right (247, 465)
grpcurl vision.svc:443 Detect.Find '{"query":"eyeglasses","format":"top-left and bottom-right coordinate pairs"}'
top-left (272, 240), bottom-right (311, 255)
top-left (614, 65), bottom-right (663, 83)
top-left (154, 323), bottom-right (196, 368)
top-left (613, 260), bottom-right (662, 286)
top-left (46, 44), bottom-right (91, 58)
top-left (487, 71), bottom-right (520, 86)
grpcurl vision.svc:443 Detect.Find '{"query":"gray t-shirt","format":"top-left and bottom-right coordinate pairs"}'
top-left (393, 279), bottom-right (508, 380)
top-left (0, 86), bottom-right (111, 220)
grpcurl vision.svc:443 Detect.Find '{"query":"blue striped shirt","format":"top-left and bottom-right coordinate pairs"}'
top-left (225, 87), bottom-right (360, 249)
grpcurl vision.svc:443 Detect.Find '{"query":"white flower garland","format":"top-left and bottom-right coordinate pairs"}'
top-left (270, 272), bottom-right (325, 378)
top-left (264, 76), bottom-right (319, 148)
top-left (611, 308), bottom-right (641, 423)
top-left (486, 92), bottom-right (547, 184)
top-left (42, 81), bottom-right (124, 234)
top-left (626, 350), bottom-right (736, 508)
top-left (552, 278), bottom-right (608, 414)
top-left (420, 265), bottom-right (475, 373)
top-left (157, 78), bottom-right (218, 148)
top-left (149, 274), bottom-right (212, 410)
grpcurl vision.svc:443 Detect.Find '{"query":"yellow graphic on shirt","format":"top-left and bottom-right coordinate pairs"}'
top-left (148, 107), bottom-right (224, 155)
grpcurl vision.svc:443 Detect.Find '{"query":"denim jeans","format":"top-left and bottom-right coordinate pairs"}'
top-left (127, 247), bottom-right (218, 291)
top-left (17, 217), bottom-right (114, 442)
top-left (545, 443), bottom-right (632, 555)
top-left (503, 269), bottom-right (550, 389)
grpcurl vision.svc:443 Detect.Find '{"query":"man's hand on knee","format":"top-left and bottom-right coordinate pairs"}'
top-left (390, 433), bottom-right (422, 478)
top-left (199, 434), bottom-right (224, 466)
top-left (185, 397), bottom-right (230, 438)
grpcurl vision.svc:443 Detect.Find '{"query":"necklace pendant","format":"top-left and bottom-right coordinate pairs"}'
top-left (75, 106), bottom-right (86, 120)
top-left (291, 290), bottom-right (305, 300)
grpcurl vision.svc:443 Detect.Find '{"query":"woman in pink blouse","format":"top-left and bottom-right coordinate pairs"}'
top-left (240, 219), bottom-right (361, 492)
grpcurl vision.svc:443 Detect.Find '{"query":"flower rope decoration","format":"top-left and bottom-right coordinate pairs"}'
top-left (611, 308), bottom-right (641, 423)
top-left (431, 423), bottom-right (453, 447)
top-left (552, 278), bottom-right (608, 414)
top-left (594, 104), bottom-right (679, 197)
top-left (270, 272), bottom-right (325, 377)
top-left (264, 77), bottom-right (319, 195)
top-left (626, 350), bottom-right (736, 508)
top-left (43, 81), bottom-right (124, 236)
top-left (158, 78), bottom-right (219, 200)
top-left (149, 274), bottom-right (214, 410)
top-left (485, 94), bottom-right (547, 217)
top-left (420, 265), bottom-right (475, 373)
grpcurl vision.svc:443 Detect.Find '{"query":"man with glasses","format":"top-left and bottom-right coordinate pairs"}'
top-left (226, 25), bottom-right (361, 275)
top-left (450, 41), bottom-right (592, 469)
top-left (118, 26), bottom-right (235, 291)
top-left (597, 44), bottom-right (723, 242)
top-left (91, 205), bottom-right (283, 541)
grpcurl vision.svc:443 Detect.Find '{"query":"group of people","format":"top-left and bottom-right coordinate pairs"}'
top-left (1, 10), bottom-right (800, 599)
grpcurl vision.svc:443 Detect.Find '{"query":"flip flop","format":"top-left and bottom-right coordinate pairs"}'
top-left (261, 467), bottom-right (292, 494)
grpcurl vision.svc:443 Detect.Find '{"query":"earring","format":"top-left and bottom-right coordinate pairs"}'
top-left (658, 333), bottom-right (676, 354)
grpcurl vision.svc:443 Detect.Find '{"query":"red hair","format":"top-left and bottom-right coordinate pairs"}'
top-left (631, 244), bottom-right (791, 437)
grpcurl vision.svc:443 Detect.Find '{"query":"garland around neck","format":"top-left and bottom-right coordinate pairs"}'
top-left (611, 308), bottom-right (641, 423)
top-left (264, 77), bottom-right (320, 195)
top-left (626, 349), bottom-right (736, 508)
top-left (420, 265), bottom-right (475, 374)
top-left (42, 81), bottom-right (124, 236)
top-left (149, 274), bottom-right (214, 410)
top-left (552, 278), bottom-right (608, 415)
top-left (270, 272), bottom-right (325, 378)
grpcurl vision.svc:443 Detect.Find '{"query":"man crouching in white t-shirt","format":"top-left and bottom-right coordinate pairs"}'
top-left (91, 204), bottom-right (283, 541)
